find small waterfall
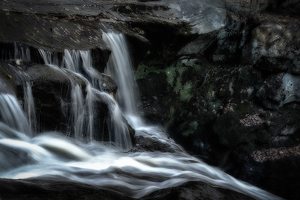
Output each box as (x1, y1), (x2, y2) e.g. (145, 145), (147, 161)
(24, 82), (37, 133)
(38, 49), (132, 149)
(5, 43), (38, 133)
(102, 32), (144, 128)
(94, 90), (132, 150)
(62, 49), (102, 89)
(0, 93), (31, 136)
(14, 42), (30, 62)
(39, 50), (92, 140)
(38, 49), (59, 65)
(0, 41), (284, 200)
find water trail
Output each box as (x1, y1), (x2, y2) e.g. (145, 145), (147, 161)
(38, 49), (131, 148)
(8, 43), (38, 133)
(102, 32), (144, 128)
(62, 49), (102, 89)
(61, 50), (96, 141)
(0, 131), (283, 200)
(79, 50), (102, 89)
(38, 49), (59, 65)
(61, 49), (133, 148)
(24, 82), (37, 133)
(0, 93), (31, 137)
(14, 42), (30, 62)
(93, 89), (132, 150)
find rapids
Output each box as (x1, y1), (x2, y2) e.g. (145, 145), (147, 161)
(0, 32), (284, 200)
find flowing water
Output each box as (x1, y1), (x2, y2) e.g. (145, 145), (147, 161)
(102, 32), (144, 128)
(0, 34), (284, 200)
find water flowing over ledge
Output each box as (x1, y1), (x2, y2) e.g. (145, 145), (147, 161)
(0, 32), (284, 200)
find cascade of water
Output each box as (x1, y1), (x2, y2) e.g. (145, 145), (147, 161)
(94, 90), (132, 150)
(102, 32), (144, 128)
(24, 82), (37, 133)
(0, 39), (284, 200)
(38, 49), (132, 148)
(61, 49), (132, 148)
(0, 93), (31, 136)
(62, 49), (102, 89)
(79, 50), (102, 89)
(6, 44), (38, 133)
(38, 50), (89, 140)
(62, 50), (96, 141)
(14, 42), (30, 62)
(38, 49), (59, 65)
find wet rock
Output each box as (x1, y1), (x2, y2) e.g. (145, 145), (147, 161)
(177, 31), (218, 56)
(0, 179), (254, 200)
(26, 64), (83, 133)
(254, 56), (291, 72)
(251, 22), (300, 65)
(259, 73), (300, 109)
(212, 12), (246, 63)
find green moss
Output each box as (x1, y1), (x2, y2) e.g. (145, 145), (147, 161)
(180, 81), (193, 102)
(165, 66), (177, 87)
(137, 60), (199, 102)
(182, 121), (198, 137)
(134, 60), (166, 79)
(135, 63), (163, 79)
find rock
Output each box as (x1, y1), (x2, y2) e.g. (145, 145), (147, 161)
(0, 179), (254, 200)
(177, 31), (218, 56)
(251, 22), (300, 66)
(259, 73), (300, 109)
(25, 64), (74, 133)
(225, 0), (270, 17)
(0, 61), (134, 145)
(254, 56), (291, 72)
(154, 0), (227, 34)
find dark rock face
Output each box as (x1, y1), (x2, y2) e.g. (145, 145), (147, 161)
(134, 1), (300, 199)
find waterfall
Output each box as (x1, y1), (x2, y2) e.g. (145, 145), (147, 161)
(94, 90), (132, 150)
(38, 49), (59, 66)
(38, 49), (132, 149)
(0, 93), (31, 137)
(62, 49), (102, 89)
(5, 43), (38, 133)
(14, 42), (30, 62)
(24, 82), (37, 133)
(39, 49), (93, 140)
(0, 40), (284, 200)
(102, 32), (144, 128)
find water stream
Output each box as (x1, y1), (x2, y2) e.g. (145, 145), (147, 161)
(102, 32), (144, 129)
(0, 34), (284, 200)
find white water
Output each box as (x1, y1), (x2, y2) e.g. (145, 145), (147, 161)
(102, 32), (144, 128)
(94, 90), (132, 150)
(7, 43), (37, 134)
(0, 40), (284, 200)
(24, 82), (37, 133)
(38, 49), (132, 148)
(0, 94), (31, 136)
